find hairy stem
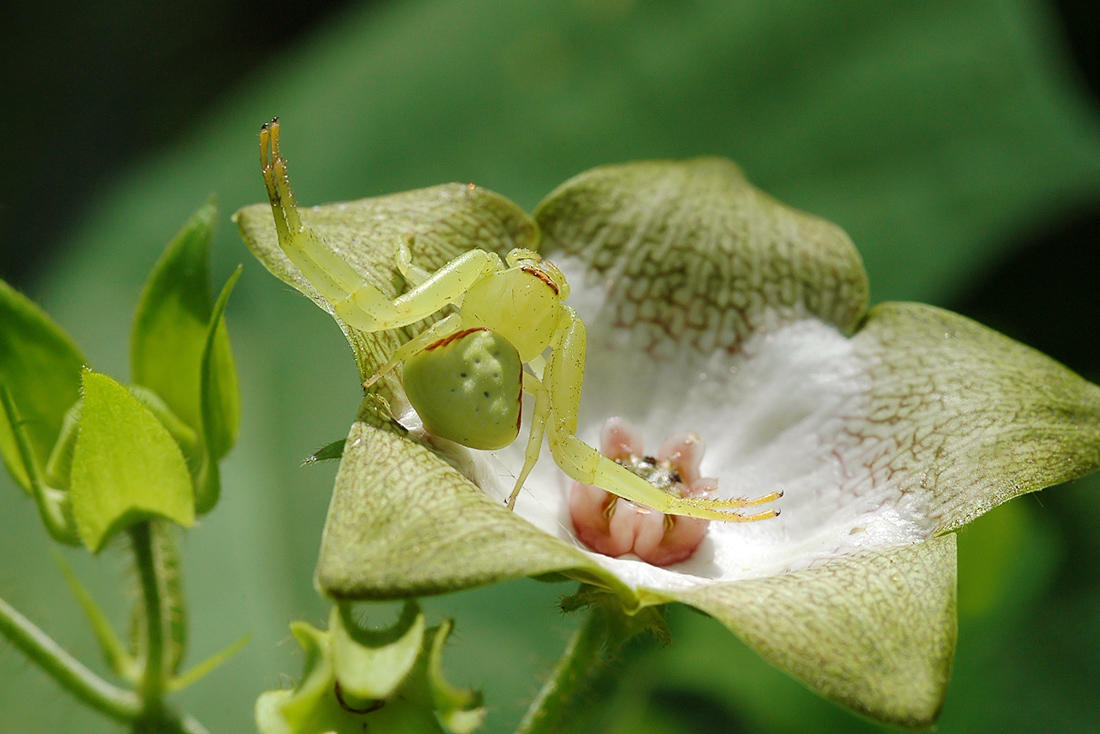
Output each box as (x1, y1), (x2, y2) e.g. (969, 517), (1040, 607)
(0, 594), (141, 721)
(130, 521), (168, 713)
(515, 604), (619, 734)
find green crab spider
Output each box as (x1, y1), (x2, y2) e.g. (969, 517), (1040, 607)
(259, 118), (781, 522)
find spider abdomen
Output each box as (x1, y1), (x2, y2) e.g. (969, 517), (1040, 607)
(401, 328), (523, 450)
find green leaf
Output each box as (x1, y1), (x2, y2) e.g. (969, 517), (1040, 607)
(131, 202), (217, 435)
(304, 439), (346, 465)
(535, 158), (870, 349)
(126, 385), (200, 460)
(235, 183), (537, 382)
(0, 278), (86, 491)
(201, 266), (241, 461)
(194, 266), (242, 514)
(129, 202), (240, 516)
(852, 303), (1100, 532)
(675, 535), (957, 728)
(70, 371), (195, 552)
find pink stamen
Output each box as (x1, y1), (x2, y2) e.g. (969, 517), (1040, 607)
(569, 418), (711, 566)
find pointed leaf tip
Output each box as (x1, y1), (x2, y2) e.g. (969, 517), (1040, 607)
(70, 371), (195, 552)
(131, 202), (217, 434)
(194, 265), (242, 515)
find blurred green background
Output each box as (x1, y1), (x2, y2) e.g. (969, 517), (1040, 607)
(3, 1), (1100, 732)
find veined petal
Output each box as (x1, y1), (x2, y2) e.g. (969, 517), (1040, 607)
(678, 534), (957, 728)
(315, 403), (620, 601)
(851, 302), (1100, 532)
(534, 158), (870, 354)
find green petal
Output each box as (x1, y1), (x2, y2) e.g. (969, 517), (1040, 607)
(234, 184), (537, 381)
(0, 278), (86, 492)
(853, 303), (1100, 532)
(70, 371), (195, 552)
(315, 403), (624, 602)
(329, 602), (425, 700)
(534, 158), (869, 351)
(427, 620), (486, 734)
(673, 534), (957, 728)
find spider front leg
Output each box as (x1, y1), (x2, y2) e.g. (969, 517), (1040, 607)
(363, 313), (462, 389)
(260, 118), (503, 334)
(536, 309), (780, 522)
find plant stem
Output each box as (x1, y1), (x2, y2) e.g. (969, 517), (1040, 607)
(130, 521), (168, 712)
(515, 603), (616, 734)
(0, 594), (141, 721)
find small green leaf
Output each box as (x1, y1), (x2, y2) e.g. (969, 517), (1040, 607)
(304, 439), (346, 465)
(126, 385), (200, 462)
(193, 266), (242, 514)
(201, 266), (241, 461)
(70, 371), (195, 552)
(0, 278), (86, 491)
(169, 631), (251, 691)
(130, 201), (216, 435)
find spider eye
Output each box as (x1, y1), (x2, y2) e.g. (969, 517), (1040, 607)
(504, 248), (542, 267)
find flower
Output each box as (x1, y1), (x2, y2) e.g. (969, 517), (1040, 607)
(236, 158), (1100, 727)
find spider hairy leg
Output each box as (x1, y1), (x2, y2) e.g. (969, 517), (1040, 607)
(507, 371), (551, 509)
(533, 309), (780, 522)
(260, 119), (373, 310)
(395, 235), (434, 287)
(259, 119), (504, 334)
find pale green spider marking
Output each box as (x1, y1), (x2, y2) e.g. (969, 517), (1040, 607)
(259, 118), (780, 521)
